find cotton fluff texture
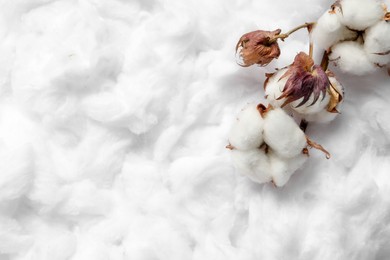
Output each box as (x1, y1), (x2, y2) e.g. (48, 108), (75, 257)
(1, 0), (390, 259)
(335, 0), (384, 30)
(364, 21), (390, 66)
(329, 41), (377, 75)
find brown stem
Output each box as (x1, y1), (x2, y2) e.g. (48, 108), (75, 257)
(309, 41), (314, 59)
(320, 51), (329, 71)
(269, 22), (316, 43)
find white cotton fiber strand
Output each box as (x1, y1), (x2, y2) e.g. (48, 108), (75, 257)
(231, 149), (272, 184)
(311, 9), (357, 50)
(329, 41), (377, 75)
(265, 68), (289, 108)
(229, 103), (264, 150)
(336, 0), (384, 30)
(269, 152), (307, 187)
(364, 21), (390, 66)
(263, 108), (307, 158)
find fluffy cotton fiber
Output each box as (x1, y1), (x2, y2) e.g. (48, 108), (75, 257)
(269, 152), (308, 187)
(336, 0), (384, 30)
(364, 20), (390, 66)
(229, 103), (264, 150)
(311, 8), (357, 50)
(263, 108), (307, 158)
(264, 68), (289, 108)
(329, 41), (377, 75)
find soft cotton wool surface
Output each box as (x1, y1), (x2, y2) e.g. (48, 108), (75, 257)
(1, 0), (390, 259)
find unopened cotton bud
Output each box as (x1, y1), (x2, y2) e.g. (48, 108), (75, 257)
(311, 8), (357, 50)
(364, 20), (390, 66)
(231, 149), (272, 184)
(262, 107), (307, 158)
(335, 0), (384, 31)
(229, 104), (264, 150)
(236, 29), (281, 67)
(329, 41), (376, 75)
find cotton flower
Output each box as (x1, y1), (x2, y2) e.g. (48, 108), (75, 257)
(364, 20), (390, 66)
(235, 29), (281, 67)
(333, 0), (384, 31)
(228, 103), (264, 150)
(311, 6), (358, 50)
(329, 41), (377, 75)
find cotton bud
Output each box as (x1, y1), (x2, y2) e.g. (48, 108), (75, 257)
(364, 20), (390, 66)
(231, 149), (272, 184)
(261, 107), (307, 159)
(269, 151), (307, 187)
(228, 103), (264, 150)
(333, 0), (384, 31)
(329, 41), (377, 75)
(311, 7), (357, 50)
(236, 29), (281, 67)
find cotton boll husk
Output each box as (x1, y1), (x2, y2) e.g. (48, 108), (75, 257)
(228, 103), (264, 150)
(264, 68), (289, 108)
(336, 0), (384, 30)
(231, 149), (272, 184)
(364, 21), (390, 66)
(311, 9), (358, 50)
(290, 91), (330, 115)
(263, 108), (307, 158)
(329, 41), (377, 75)
(295, 75), (344, 123)
(269, 152), (307, 187)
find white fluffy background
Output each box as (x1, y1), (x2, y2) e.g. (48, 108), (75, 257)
(1, 0), (390, 259)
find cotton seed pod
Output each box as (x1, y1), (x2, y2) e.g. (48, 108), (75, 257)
(231, 149), (272, 184)
(236, 29), (281, 67)
(269, 151), (308, 187)
(364, 20), (390, 66)
(334, 0), (384, 31)
(262, 107), (307, 159)
(329, 41), (377, 75)
(228, 103), (264, 150)
(311, 7), (358, 50)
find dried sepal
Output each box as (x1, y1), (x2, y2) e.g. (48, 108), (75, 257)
(257, 103), (273, 118)
(385, 12), (390, 21)
(226, 144), (235, 150)
(327, 83), (342, 113)
(236, 29), (282, 67)
(277, 52), (329, 108)
(330, 0), (342, 14)
(306, 136), (331, 159)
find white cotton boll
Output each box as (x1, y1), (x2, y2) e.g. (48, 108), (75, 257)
(329, 41), (377, 75)
(269, 152), (307, 187)
(264, 68), (289, 108)
(231, 149), (272, 184)
(364, 21), (390, 66)
(229, 104), (264, 150)
(311, 9), (358, 50)
(263, 108), (307, 158)
(336, 0), (384, 30)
